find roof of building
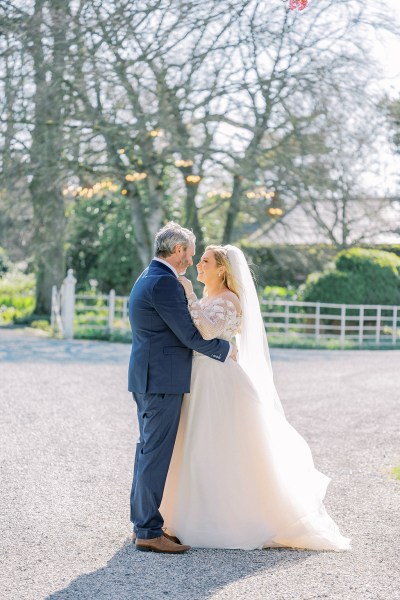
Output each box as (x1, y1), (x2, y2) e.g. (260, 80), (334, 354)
(242, 197), (400, 245)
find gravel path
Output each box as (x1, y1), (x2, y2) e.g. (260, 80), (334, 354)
(1, 328), (399, 600)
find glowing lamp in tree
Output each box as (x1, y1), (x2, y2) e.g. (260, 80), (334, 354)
(267, 192), (284, 218)
(185, 175), (201, 184)
(175, 159), (194, 168)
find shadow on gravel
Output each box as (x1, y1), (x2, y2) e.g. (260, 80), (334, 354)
(0, 334), (338, 366)
(0, 329), (347, 367)
(46, 538), (313, 600)
(0, 334), (129, 364)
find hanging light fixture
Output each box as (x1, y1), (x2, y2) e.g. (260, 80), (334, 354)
(185, 175), (201, 184)
(267, 192), (284, 218)
(175, 159), (193, 168)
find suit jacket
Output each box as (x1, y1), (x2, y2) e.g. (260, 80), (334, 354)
(128, 260), (230, 393)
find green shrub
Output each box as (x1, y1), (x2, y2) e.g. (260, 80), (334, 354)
(241, 243), (400, 290)
(30, 319), (51, 332)
(336, 247), (400, 275)
(300, 248), (400, 305)
(66, 191), (142, 294)
(0, 269), (35, 324)
(74, 328), (131, 343)
(262, 286), (297, 300)
(0, 247), (11, 276)
(372, 244), (400, 259)
(242, 243), (337, 288)
(13, 313), (50, 325)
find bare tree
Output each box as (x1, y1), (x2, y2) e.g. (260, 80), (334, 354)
(0, 4), (34, 259)
(1, 0), (397, 306)
(1, 0), (70, 311)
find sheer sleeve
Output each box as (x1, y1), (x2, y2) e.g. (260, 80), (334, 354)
(186, 293), (241, 340)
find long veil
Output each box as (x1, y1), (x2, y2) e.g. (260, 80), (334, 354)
(225, 245), (285, 416)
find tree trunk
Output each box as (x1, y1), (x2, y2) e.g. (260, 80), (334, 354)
(129, 189), (153, 270)
(222, 175), (242, 244)
(185, 182), (205, 252)
(29, 0), (68, 314)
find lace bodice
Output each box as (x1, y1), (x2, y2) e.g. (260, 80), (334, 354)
(187, 294), (242, 342)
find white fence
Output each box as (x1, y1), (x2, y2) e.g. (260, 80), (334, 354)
(74, 290), (129, 334)
(52, 271), (400, 347)
(261, 299), (400, 347)
(51, 270), (129, 338)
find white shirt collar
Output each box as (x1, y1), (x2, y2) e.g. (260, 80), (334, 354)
(153, 257), (178, 278)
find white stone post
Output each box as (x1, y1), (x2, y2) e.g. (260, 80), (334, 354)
(51, 285), (57, 329)
(108, 289), (116, 333)
(62, 269), (77, 339)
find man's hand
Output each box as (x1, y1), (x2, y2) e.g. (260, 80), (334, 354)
(177, 275), (194, 297)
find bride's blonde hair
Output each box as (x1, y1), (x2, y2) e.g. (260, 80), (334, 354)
(205, 245), (241, 298)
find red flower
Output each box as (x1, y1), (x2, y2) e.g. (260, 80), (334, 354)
(289, 0), (308, 10)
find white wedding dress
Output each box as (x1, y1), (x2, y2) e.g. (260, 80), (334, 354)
(160, 248), (350, 551)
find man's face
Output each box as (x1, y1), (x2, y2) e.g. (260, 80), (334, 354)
(176, 243), (195, 275)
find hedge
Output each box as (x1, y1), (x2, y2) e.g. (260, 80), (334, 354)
(299, 248), (400, 305)
(240, 243), (400, 290)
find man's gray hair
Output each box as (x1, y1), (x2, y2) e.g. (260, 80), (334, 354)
(154, 221), (196, 257)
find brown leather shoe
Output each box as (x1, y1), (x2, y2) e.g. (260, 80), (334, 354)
(135, 535), (191, 554)
(132, 530), (182, 545)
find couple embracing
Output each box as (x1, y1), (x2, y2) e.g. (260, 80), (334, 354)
(128, 221), (350, 553)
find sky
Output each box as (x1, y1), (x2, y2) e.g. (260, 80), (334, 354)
(279, 1), (400, 193)
(361, 0), (400, 193)
(371, 0), (400, 96)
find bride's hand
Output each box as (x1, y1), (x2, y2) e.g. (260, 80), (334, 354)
(230, 344), (238, 361)
(178, 276), (194, 297)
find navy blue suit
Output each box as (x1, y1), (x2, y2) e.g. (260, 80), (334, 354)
(128, 259), (230, 539)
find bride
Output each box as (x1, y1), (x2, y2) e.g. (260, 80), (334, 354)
(160, 244), (350, 551)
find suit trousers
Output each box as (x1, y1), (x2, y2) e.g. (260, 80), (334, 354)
(130, 392), (183, 539)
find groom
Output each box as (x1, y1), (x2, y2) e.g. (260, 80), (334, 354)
(128, 222), (233, 553)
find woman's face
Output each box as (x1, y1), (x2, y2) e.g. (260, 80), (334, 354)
(197, 249), (222, 286)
